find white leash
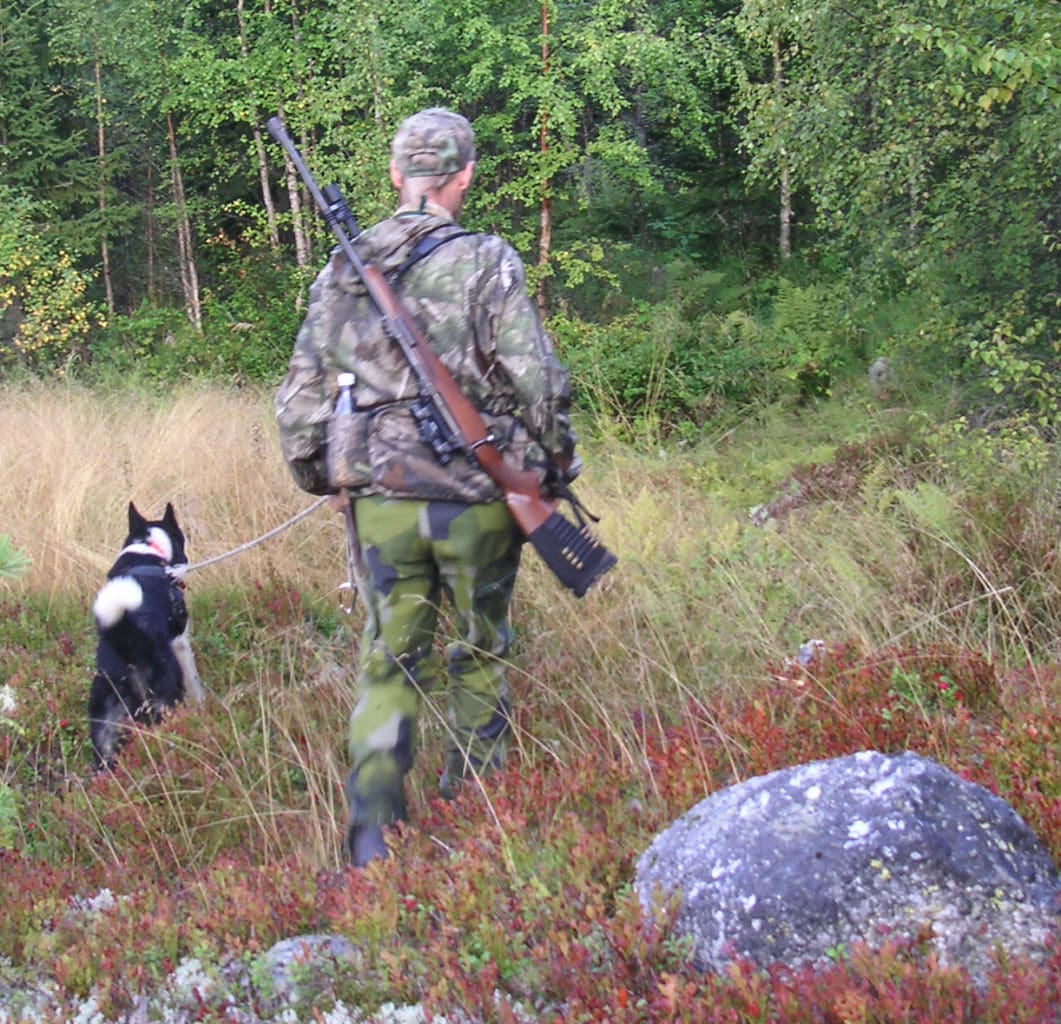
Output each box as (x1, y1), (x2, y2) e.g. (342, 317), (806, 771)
(184, 496), (329, 573)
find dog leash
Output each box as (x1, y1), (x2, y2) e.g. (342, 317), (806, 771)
(183, 496), (329, 573)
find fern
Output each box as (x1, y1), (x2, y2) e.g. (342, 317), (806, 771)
(0, 536), (31, 581)
(768, 279), (848, 396)
(893, 483), (958, 538)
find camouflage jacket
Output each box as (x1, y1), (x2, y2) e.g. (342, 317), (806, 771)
(275, 202), (577, 502)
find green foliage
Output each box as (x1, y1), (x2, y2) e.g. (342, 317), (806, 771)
(195, 254), (308, 383)
(554, 297), (774, 443)
(917, 412), (1052, 489)
(0, 187), (105, 373)
(965, 293), (1061, 431)
(83, 304), (191, 384)
(884, 666), (967, 722)
(0, 781), (20, 847)
(762, 276), (863, 399)
(0, 0), (1053, 441)
(84, 255), (303, 386)
(0, 0), (88, 203)
(897, 0), (1059, 113)
(552, 262), (873, 439)
(734, 0), (1059, 340)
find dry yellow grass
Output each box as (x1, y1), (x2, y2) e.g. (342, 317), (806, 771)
(0, 381), (630, 620)
(0, 381), (344, 599)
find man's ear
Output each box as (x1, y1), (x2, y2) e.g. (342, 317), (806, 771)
(389, 159), (403, 191)
(457, 161), (475, 192)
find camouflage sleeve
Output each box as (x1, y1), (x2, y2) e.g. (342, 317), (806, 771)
(274, 263), (337, 495)
(484, 239), (578, 476)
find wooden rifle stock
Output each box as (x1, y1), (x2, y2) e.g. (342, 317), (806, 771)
(267, 115), (616, 596)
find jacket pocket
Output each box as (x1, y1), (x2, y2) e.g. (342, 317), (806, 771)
(326, 411), (373, 489)
(367, 404), (500, 502)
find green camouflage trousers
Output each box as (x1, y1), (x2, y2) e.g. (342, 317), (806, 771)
(345, 494), (522, 828)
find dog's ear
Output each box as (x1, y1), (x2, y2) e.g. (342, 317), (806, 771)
(162, 502), (178, 529)
(128, 502), (147, 534)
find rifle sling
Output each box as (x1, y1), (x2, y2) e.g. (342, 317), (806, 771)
(391, 227), (476, 283)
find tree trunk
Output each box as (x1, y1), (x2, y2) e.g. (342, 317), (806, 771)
(779, 160), (792, 260)
(632, 87), (647, 150)
(146, 160), (157, 305)
(236, 0), (280, 250)
(360, 1), (387, 126)
(285, 0), (312, 269)
(166, 112), (202, 330)
(93, 50), (115, 315)
(275, 112), (311, 270)
(908, 150), (920, 248)
(774, 34), (792, 260)
(536, 1), (552, 316)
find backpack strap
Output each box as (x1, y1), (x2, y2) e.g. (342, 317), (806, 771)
(391, 227), (477, 282)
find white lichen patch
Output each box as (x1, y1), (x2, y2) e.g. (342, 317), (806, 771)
(0, 684), (16, 716)
(70, 889), (120, 915)
(847, 820), (870, 840)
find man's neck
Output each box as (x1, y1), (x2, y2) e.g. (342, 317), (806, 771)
(395, 199), (455, 221)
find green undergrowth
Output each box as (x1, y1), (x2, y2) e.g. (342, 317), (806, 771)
(1, 391), (1060, 1021)
(1, 621), (1058, 1021)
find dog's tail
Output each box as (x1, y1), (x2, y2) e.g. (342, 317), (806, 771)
(93, 576), (144, 629)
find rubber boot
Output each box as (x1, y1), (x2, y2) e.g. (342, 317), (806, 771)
(347, 823), (389, 868)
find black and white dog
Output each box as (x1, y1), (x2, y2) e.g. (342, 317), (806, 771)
(88, 502), (204, 769)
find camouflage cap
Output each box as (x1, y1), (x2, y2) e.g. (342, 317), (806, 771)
(392, 108), (476, 178)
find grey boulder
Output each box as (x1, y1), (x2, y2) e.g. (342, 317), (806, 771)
(635, 750), (1060, 982)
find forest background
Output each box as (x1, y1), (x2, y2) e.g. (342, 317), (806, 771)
(1, 0), (1060, 1021)
(1, 0), (1056, 424)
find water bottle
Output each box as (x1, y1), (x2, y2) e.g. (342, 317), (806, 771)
(335, 372), (355, 415)
(329, 371), (369, 490)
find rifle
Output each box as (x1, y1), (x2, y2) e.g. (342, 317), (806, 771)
(267, 116), (616, 597)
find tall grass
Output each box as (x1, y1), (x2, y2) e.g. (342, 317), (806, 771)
(0, 380), (339, 598)
(2, 379), (1059, 870)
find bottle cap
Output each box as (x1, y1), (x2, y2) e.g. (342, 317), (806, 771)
(337, 372), (356, 387)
